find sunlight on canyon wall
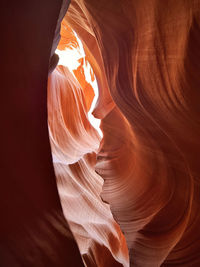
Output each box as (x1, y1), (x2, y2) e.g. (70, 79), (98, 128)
(48, 23), (129, 266)
(55, 28), (102, 137)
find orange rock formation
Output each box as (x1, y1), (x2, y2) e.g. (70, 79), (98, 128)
(49, 1), (200, 266)
(1, 1), (200, 266)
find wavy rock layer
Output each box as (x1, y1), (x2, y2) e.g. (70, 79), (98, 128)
(48, 66), (129, 266)
(55, 1), (200, 266)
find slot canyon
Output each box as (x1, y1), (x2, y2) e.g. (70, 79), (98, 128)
(1, 1), (200, 266)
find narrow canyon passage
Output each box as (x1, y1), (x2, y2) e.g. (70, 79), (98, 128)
(1, 1), (200, 266)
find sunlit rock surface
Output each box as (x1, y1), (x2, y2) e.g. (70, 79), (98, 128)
(47, 0), (200, 266)
(48, 65), (129, 266)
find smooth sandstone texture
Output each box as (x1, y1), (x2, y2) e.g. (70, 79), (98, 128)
(48, 65), (129, 266)
(55, 0), (200, 266)
(1, 0), (200, 266)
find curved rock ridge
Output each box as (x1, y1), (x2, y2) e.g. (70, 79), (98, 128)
(48, 65), (129, 266)
(64, 6), (116, 119)
(48, 65), (99, 165)
(59, 1), (200, 266)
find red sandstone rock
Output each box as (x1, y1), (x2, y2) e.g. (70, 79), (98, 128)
(56, 1), (200, 266)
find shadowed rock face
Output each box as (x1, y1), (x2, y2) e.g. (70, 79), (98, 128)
(0, 1), (84, 266)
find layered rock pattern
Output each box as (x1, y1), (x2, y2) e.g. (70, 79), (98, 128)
(48, 65), (129, 266)
(52, 1), (200, 266)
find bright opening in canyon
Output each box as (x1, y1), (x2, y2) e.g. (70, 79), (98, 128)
(56, 30), (102, 138)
